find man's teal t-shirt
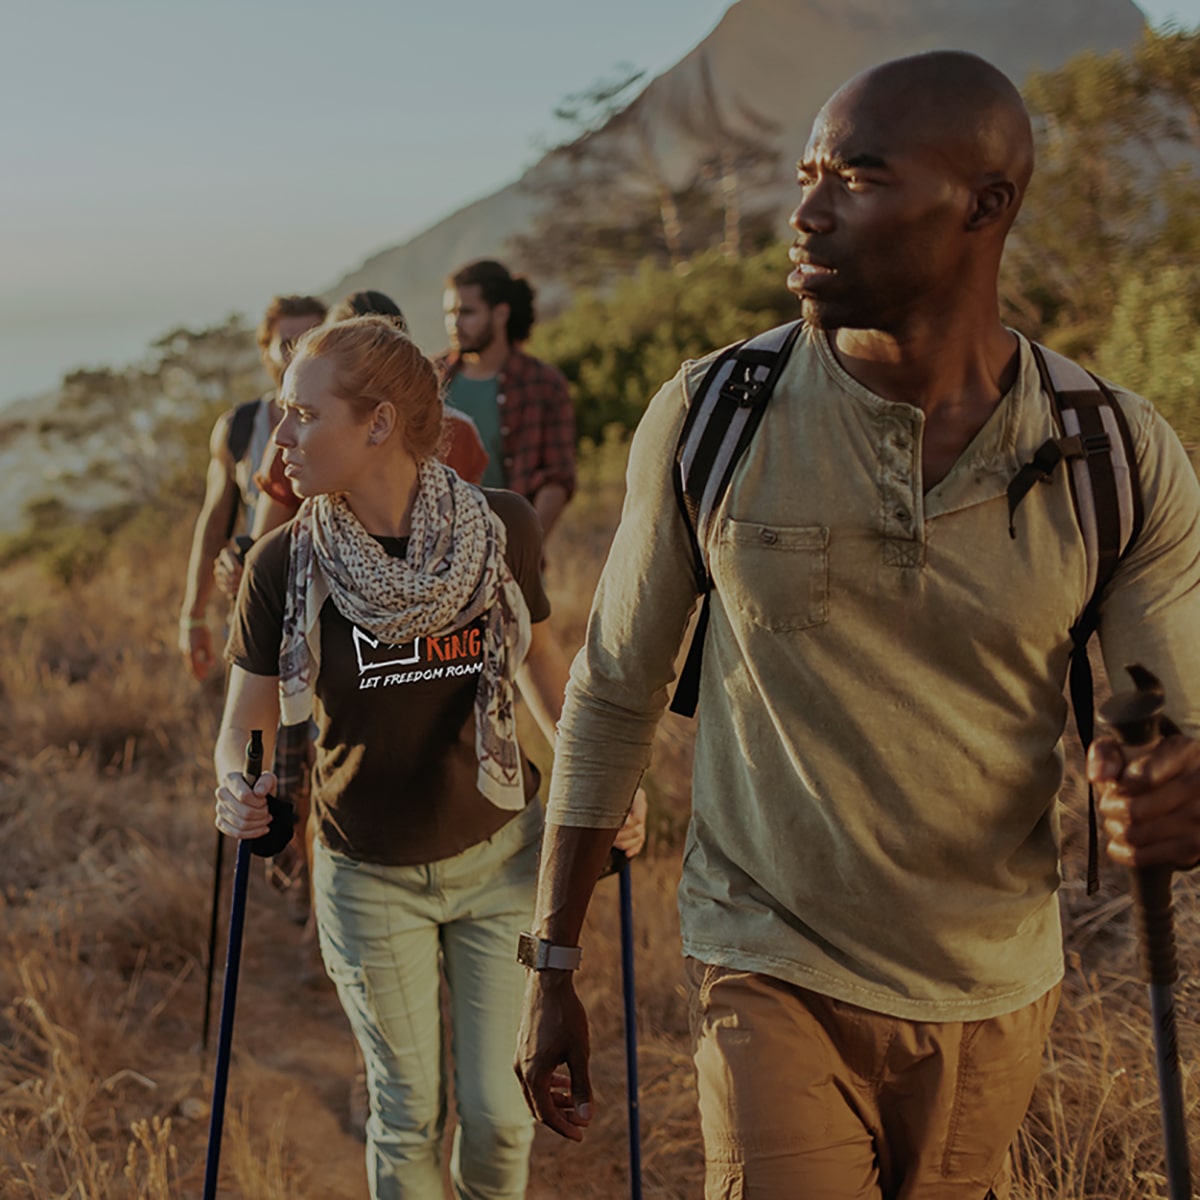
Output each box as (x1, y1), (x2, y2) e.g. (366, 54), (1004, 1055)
(448, 374), (506, 488)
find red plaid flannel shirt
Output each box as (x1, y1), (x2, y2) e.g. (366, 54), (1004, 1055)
(435, 347), (576, 502)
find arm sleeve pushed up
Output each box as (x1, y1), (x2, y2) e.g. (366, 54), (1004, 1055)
(547, 367), (705, 828)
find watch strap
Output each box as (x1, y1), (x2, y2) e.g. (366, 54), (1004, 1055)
(517, 931), (582, 971)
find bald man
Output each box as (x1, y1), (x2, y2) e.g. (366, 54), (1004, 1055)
(515, 52), (1200, 1199)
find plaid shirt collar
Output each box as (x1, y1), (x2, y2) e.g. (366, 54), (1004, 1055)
(437, 344), (532, 382)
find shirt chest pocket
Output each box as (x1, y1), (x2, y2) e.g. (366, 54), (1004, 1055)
(713, 519), (830, 632)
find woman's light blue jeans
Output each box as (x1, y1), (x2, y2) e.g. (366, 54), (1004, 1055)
(313, 801), (542, 1200)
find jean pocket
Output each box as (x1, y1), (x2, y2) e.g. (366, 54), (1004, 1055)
(322, 954), (365, 989)
(714, 520), (829, 632)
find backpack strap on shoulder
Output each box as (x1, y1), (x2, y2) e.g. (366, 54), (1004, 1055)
(223, 397), (264, 541)
(227, 398), (261, 466)
(1021, 344), (1143, 894)
(670, 320), (805, 717)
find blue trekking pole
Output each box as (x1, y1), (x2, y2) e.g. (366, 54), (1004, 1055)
(201, 832), (225, 1055)
(610, 848), (643, 1200)
(203, 730), (295, 1199)
(202, 534), (257, 1058)
(1100, 667), (1193, 1200)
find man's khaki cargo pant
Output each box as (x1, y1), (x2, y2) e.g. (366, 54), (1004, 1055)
(687, 959), (1059, 1199)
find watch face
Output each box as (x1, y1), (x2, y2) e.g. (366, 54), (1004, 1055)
(516, 932), (539, 968)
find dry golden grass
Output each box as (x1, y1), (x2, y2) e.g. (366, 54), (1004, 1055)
(0, 444), (1198, 1197)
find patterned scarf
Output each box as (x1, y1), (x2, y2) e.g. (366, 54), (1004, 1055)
(278, 460), (532, 811)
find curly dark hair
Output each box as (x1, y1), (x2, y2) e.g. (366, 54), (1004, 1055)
(255, 294), (328, 354)
(328, 290), (408, 331)
(449, 260), (536, 343)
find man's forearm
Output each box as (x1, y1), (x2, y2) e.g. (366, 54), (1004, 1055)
(181, 509), (230, 619)
(532, 483), (569, 537)
(532, 822), (622, 946)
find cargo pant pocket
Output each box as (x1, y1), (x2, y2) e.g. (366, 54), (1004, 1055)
(704, 1166), (746, 1200)
(941, 987), (1059, 1186)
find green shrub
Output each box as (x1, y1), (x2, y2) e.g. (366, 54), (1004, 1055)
(1092, 264), (1200, 447)
(529, 244), (799, 443)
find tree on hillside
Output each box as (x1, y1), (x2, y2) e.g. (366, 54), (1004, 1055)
(1004, 29), (1200, 358)
(1095, 264), (1200, 448)
(510, 66), (686, 284)
(675, 53), (781, 261)
(510, 59), (782, 285)
(1133, 27), (1200, 146)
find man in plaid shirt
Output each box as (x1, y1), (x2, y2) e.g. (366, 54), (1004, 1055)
(439, 259), (576, 534)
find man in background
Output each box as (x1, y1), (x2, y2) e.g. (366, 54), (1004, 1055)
(440, 259), (576, 536)
(177, 293), (326, 681)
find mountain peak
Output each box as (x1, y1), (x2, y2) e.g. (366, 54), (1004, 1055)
(328, 0), (1147, 351)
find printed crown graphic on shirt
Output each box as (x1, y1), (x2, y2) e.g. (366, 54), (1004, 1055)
(351, 624), (485, 676)
(352, 626), (422, 675)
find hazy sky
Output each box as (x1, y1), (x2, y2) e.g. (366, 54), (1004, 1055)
(1, 0), (1196, 405)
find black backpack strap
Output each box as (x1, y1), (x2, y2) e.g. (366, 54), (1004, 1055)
(227, 397), (261, 464)
(673, 343), (747, 593)
(1028, 344), (1143, 893)
(222, 397), (264, 541)
(670, 321), (805, 717)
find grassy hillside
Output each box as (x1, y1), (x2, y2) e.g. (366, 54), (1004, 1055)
(5, 26), (1200, 1197)
(1, 439), (1198, 1197)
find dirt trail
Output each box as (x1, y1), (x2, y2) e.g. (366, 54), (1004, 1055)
(189, 870), (369, 1198)
(191, 864), (692, 1199)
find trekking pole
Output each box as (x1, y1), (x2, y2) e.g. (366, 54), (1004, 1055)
(202, 534), (256, 1057)
(201, 831), (224, 1054)
(203, 730), (295, 1200)
(608, 847), (643, 1200)
(1100, 665), (1193, 1200)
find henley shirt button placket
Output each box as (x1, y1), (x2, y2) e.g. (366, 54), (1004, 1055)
(879, 415), (923, 559)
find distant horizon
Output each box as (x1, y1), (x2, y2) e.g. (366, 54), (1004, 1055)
(4, 0), (1197, 410)
(1, 0), (732, 409)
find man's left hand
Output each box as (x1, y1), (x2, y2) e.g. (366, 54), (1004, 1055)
(214, 546), (244, 600)
(613, 787), (648, 858)
(1090, 733), (1200, 870)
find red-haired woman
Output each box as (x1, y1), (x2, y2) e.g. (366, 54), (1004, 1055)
(212, 315), (644, 1199)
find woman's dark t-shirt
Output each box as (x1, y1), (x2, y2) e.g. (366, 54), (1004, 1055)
(226, 489), (550, 866)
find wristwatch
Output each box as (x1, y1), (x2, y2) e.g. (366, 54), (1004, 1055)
(516, 932), (582, 971)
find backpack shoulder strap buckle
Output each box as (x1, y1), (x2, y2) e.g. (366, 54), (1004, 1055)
(1078, 430), (1112, 457)
(670, 319), (804, 717)
(719, 371), (767, 408)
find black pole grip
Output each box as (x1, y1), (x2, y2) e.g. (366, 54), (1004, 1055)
(1132, 866), (1180, 987)
(1100, 667), (1181, 990)
(240, 729), (296, 859)
(249, 795), (296, 859)
(244, 729), (263, 785)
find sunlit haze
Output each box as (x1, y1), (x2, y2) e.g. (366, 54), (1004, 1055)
(2, 0), (1195, 405)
